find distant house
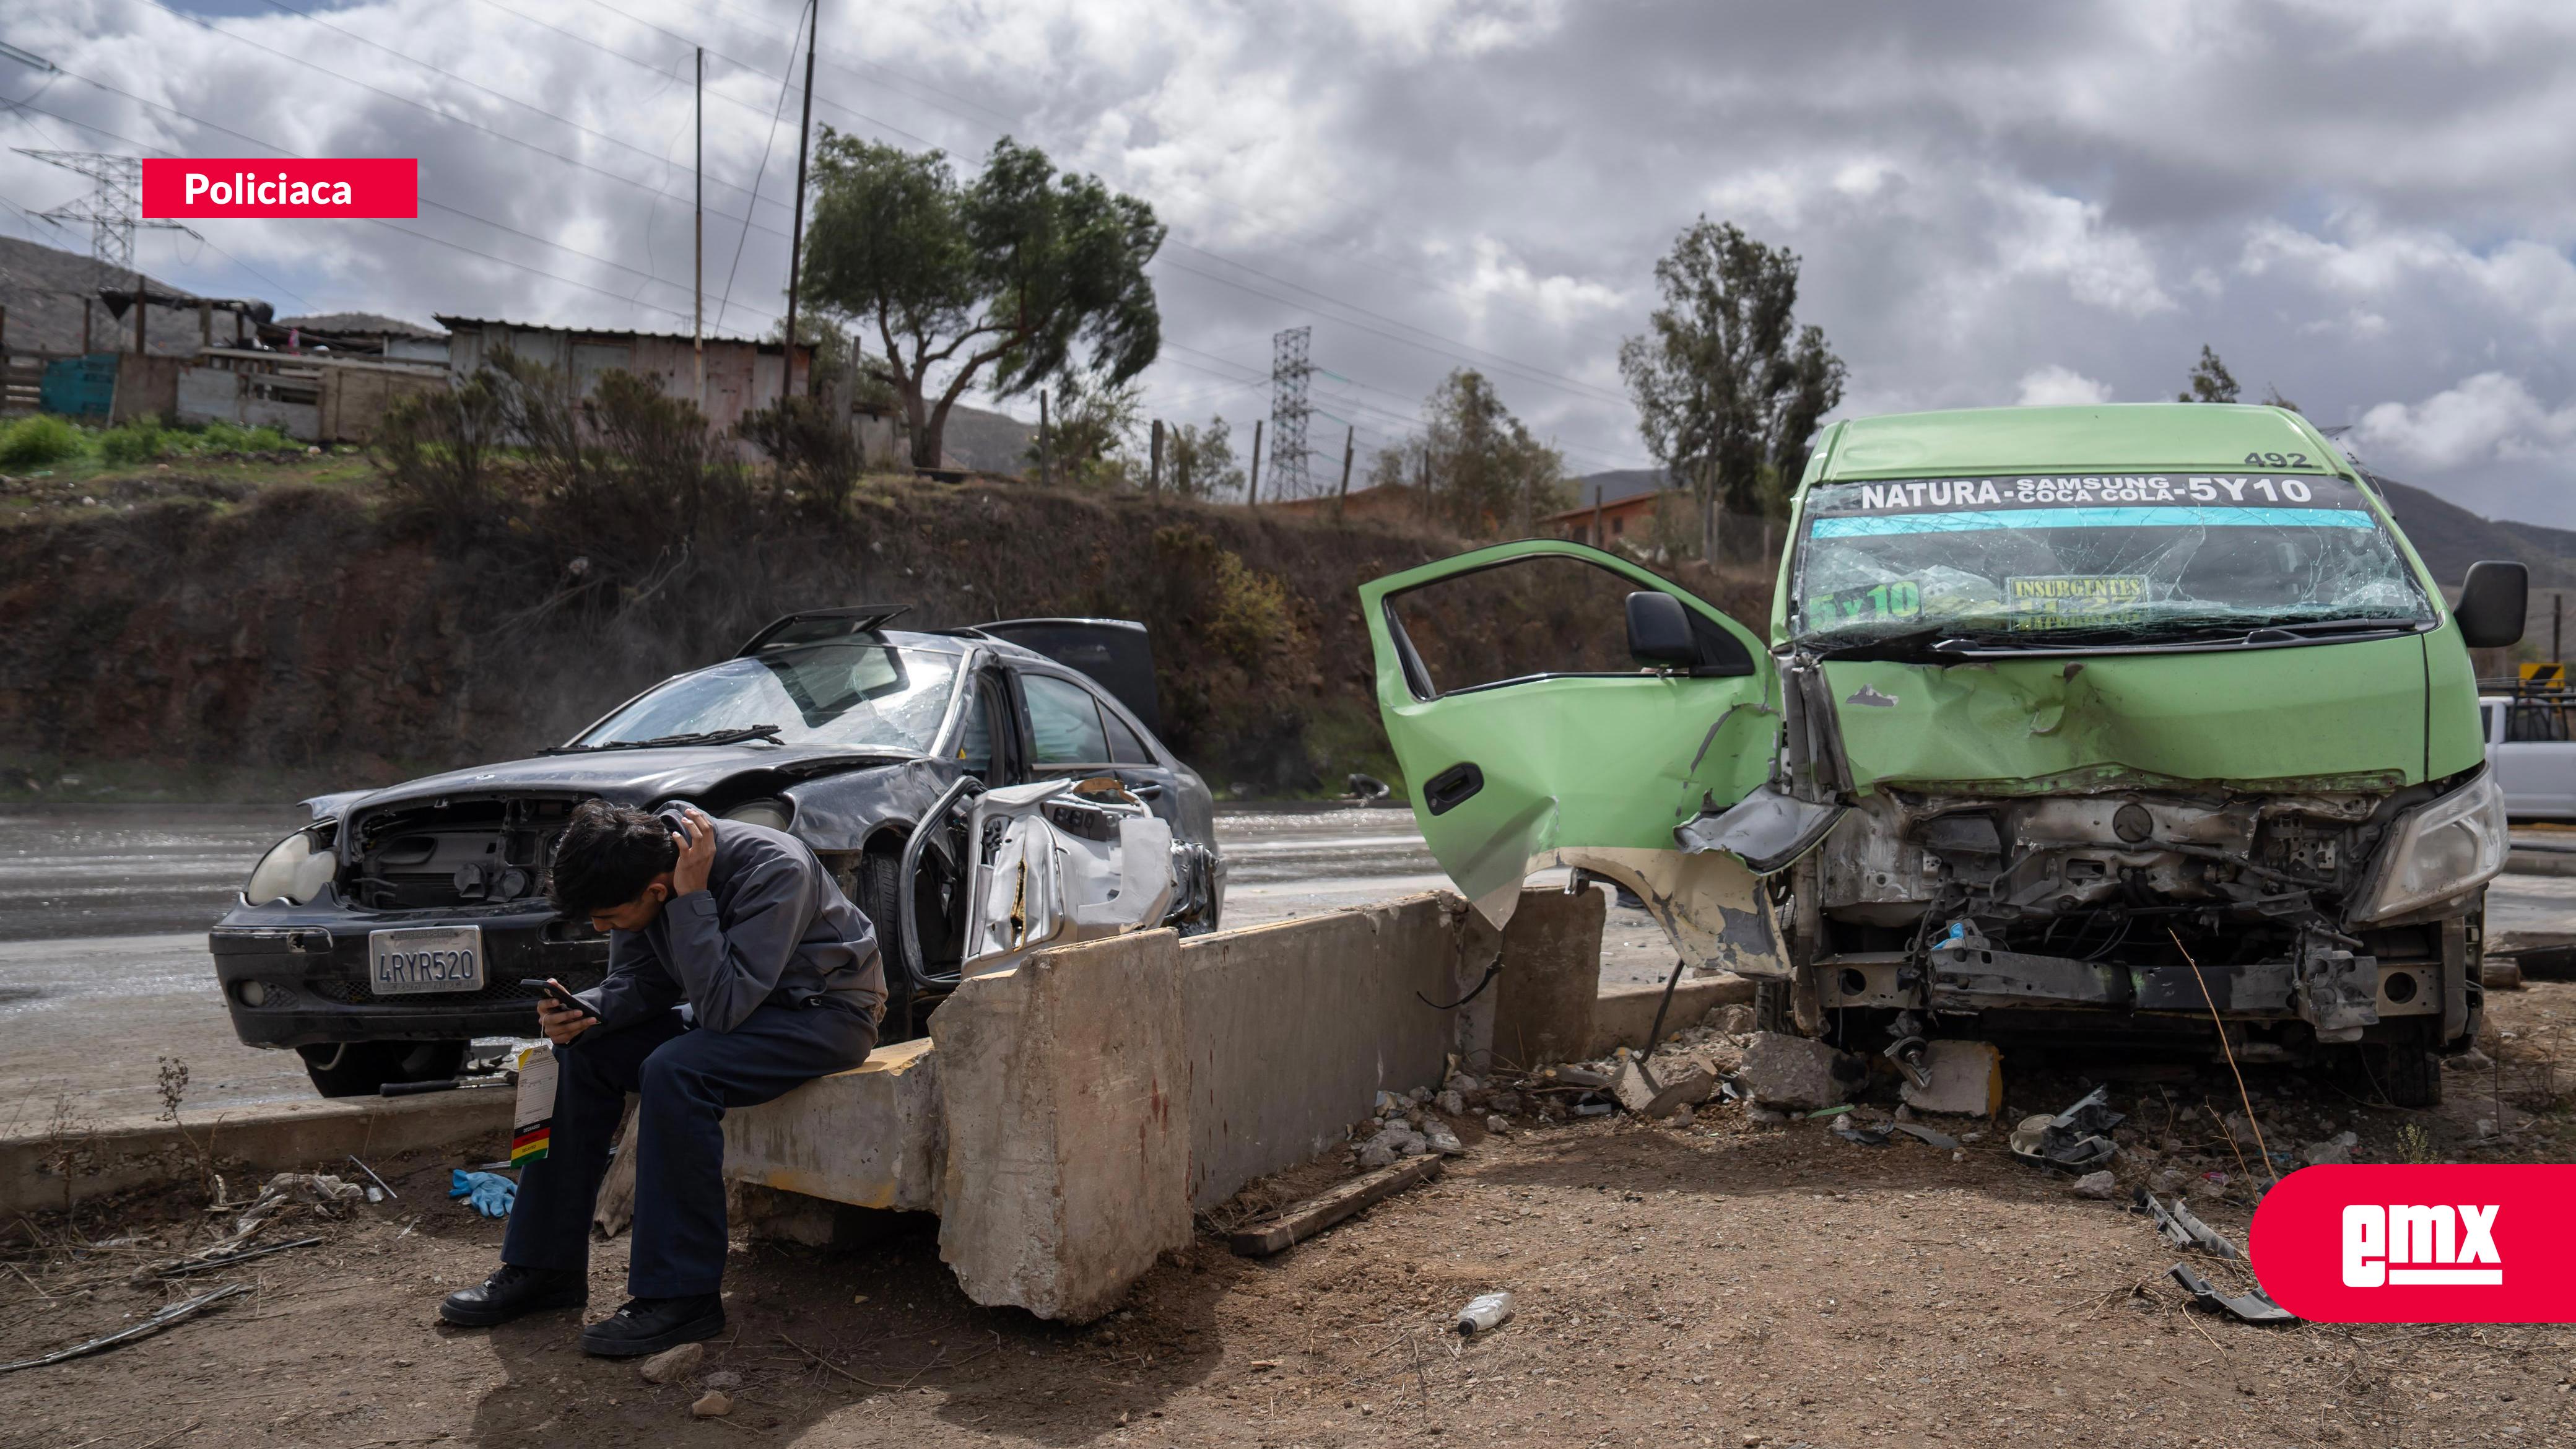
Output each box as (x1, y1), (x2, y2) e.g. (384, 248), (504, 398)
(1553, 469), (1682, 548)
(436, 316), (810, 437)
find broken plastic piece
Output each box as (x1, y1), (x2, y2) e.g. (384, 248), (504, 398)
(1673, 783), (1847, 876)
(1832, 1118), (1892, 1147)
(2008, 1086), (2124, 1172)
(2168, 1263), (2294, 1324)
(1890, 1121), (1960, 1151)
(2136, 1189), (2241, 1260)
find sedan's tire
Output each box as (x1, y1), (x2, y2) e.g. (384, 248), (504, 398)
(297, 1040), (468, 1098)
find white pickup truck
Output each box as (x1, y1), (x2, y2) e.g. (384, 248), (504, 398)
(2481, 692), (2576, 819)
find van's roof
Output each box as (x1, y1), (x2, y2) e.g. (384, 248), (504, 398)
(1809, 402), (2340, 484)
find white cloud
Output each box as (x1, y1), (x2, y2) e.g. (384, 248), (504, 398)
(2353, 372), (2576, 472)
(2016, 366), (2113, 407)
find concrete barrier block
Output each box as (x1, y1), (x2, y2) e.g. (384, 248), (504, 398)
(1179, 894), (1460, 1211)
(1587, 973), (1757, 1058)
(722, 1036), (941, 1212)
(0, 1089), (510, 1216)
(1489, 886), (1607, 1068)
(931, 932), (1190, 1323)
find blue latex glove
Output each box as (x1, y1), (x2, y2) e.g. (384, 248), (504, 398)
(449, 1168), (517, 1219)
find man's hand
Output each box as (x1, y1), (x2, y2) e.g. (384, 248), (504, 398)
(671, 804), (718, 899)
(536, 983), (595, 1045)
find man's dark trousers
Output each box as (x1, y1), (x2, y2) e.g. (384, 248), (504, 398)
(502, 1002), (876, 1297)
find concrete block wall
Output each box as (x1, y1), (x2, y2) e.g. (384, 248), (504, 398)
(1176, 894), (1473, 1211)
(722, 1036), (941, 1211)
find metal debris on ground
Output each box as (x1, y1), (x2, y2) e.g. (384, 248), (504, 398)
(346, 1154), (399, 1199)
(2008, 1086), (2124, 1172)
(2136, 1189), (2241, 1260)
(1456, 1291), (1515, 1335)
(1832, 1117), (1892, 1147)
(0, 1284), (251, 1373)
(1889, 1121), (1959, 1151)
(150, 1235), (323, 1280)
(2167, 1263), (2295, 1324)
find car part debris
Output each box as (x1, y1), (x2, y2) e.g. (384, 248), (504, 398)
(1230, 1156), (1444, 1258)
(0, 1284), (250, 1374)
(153, 1235), (323, 1280)
(1890, 1121), (1959, 1150)
(962, 778), (1177, 975)
(1674, 783), (1847, 876)
(2136, 1189), (2241, 1260)
(2167, 1263), (2295, 1324)
(1833, 1117), (1892, 1147)
(2008, 1086), (2124, 1172)
(1546, 1064), (1612, 1089)
(1456, 1291), (1516, 1335)
(1898, 1040), (2004, 1116)
(451, 1168), (517, 1219)
(1882, 1035), (1933, 1089)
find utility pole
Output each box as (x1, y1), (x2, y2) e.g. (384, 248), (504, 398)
(780, 0), (819, 406)
(694, 46), (704, 412)
(1149, 419), (1164, 498)
(1334, 424), (1354, 518)
(1038, 389), (1051, 486)
(1248, 419), (1263, 506)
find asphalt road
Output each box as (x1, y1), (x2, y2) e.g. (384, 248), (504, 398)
(10, 804), (2562, 1121)
(0, 804), (1684, 1121)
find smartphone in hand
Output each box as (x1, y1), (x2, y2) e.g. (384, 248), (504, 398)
(520, 978), (596, 1018)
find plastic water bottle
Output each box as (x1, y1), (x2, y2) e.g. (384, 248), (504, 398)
(1456, 1290), (1515, 1335)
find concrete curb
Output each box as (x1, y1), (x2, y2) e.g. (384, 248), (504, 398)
(1588, 973), (1757, 1057)
(2, 1088), (512, 1216)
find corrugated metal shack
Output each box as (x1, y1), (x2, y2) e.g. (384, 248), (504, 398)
(436, 317), (810, 438)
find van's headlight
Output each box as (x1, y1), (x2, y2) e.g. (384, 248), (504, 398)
(2349, 773), (2507, 923)
(245, 827), (338, 906)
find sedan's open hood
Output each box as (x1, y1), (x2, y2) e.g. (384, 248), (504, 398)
(306, 743), (921, 819)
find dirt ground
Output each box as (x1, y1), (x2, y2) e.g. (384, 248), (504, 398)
(8, 985), (2576, 1449)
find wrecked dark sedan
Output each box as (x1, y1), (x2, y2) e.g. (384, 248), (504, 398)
(211, 609), (1224, 1096)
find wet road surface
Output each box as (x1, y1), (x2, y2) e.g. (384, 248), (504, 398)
(0, 805), (1683, 1119)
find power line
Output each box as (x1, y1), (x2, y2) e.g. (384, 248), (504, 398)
(715, 0), (806, 334)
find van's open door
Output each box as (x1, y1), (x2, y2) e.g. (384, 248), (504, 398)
(1359, 541), (1790, 977)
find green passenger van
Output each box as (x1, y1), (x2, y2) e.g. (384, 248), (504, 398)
(1362, 404), (2525, 1105)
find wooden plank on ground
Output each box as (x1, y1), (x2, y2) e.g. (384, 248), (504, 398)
(1228, 1155), (1443, 1258)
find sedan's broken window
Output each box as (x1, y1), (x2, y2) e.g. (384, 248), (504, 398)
(1791, 473), (2431, 648)
(577, 643), (960, 752)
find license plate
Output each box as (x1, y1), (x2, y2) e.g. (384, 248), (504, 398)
(368, 926), (485, 995)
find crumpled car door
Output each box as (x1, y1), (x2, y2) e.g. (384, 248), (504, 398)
(959, 777), (1176, 975)
(1359, 540), (1791, 977)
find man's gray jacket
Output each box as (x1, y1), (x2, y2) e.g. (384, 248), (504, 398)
(577, 816), (886, 1033)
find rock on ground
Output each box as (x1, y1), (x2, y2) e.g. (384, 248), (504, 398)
(1738, 1032), (1865, 1110)
(691, 1390), (733, 1417)
(2072, 1171), (2118, 1199)
(637, 1342), (704, 1385)
(1899, 1041), (2004, 1116)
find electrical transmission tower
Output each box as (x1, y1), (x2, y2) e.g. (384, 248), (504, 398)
(15, 150), (193, 274)
(1269, 325), (1312, 500)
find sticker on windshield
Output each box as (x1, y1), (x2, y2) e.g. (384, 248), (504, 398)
(1801, 474), (2378, 537)
(1808, 579), (1922, 626)
(2006, 575), (2148, 630)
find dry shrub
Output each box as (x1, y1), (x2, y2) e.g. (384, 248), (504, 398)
(372, 374), (508, 516)
(738, 396), (860, 515)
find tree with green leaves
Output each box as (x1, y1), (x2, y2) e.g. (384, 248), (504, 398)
(1364, 370), (1569, 536)
(1164, 416), (1244, 501)
(1619, 219), (1844, 560)
(1029, 370), (1144, 487)
(2178, 345), (2240, 404)
(797, 133), (1166, 469)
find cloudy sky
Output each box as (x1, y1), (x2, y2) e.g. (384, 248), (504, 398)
(4, 1), (2574, 521)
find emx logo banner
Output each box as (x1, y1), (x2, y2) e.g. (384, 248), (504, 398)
(141, 159), (417, 218)
(2250, 1164), (2576, 1322)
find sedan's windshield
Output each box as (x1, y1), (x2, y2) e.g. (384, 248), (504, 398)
(577, 643), (961, 751)
(1792, 473), (2432, 650)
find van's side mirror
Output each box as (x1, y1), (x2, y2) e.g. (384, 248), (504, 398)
(2456, 561), (2528, 650)
(1626, 591), (1697, 666)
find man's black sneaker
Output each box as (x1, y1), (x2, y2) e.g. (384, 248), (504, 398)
(579, 1294), (726, 1357)
(438, 1264), (588, 1327)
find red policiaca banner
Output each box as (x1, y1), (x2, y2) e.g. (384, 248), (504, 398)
(141, 159), (417, 219)
(2250, 1164), (2576, 1323)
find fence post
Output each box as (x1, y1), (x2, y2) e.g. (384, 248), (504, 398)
(1334, 424), (1354, 520)
(1149, 419), (1164, 498)
(1247, 419), (1263, 506)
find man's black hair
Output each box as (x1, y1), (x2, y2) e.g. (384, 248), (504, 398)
(548, 799), (681, 916)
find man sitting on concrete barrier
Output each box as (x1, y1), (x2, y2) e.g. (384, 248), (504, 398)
(438, 800), (884, 1355)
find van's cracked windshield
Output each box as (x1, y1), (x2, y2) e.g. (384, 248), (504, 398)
(1792, 472), (2432, 649)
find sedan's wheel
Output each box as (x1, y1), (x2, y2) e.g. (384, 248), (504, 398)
(297, 1040), (468, 1098)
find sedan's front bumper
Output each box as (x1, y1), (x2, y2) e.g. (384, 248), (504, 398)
(211, 899), (612, 1049)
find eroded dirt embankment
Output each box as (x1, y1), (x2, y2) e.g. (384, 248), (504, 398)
(0, 476), (1776, 799)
